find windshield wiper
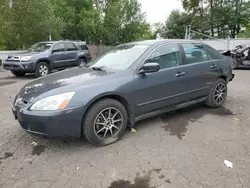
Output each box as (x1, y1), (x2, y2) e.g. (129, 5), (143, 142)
(91, 66), (106, 72)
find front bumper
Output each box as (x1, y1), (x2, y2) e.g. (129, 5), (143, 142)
(3, 60), (36, 72)
(12, 105), (84, 138)
(229, 74), (235, 82)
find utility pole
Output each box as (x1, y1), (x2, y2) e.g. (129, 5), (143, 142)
(49, 32), (52, 41)
(188, 25), (191, 39)
(185, 26), (188, 39)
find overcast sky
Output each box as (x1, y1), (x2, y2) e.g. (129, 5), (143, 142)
(139, 0), (183, 24)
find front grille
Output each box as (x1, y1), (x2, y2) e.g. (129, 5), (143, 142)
(7, 56), (20, 61)
(4, 64), (19, 68)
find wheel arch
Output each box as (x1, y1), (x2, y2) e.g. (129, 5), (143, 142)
(81, 93), (133, 135)
(36, 58), (51, 70)
(78, 55), (87, 62)
(218, 75), (227, 81)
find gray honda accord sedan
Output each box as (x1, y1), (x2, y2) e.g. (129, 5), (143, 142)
(12, 40), (234, 146)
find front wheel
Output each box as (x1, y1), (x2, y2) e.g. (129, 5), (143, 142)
(11, 71), (26, 77)
(35, 62), (50, 78)
(83, 99), (128, 146)
(205, 78), (227, 108)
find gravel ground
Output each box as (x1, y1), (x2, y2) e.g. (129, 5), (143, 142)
(0, 68), (250, 188)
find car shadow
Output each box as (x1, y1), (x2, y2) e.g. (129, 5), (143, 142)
(1, 74), (35, 80)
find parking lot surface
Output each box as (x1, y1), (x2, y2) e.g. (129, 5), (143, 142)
(0, 68), (250, 188)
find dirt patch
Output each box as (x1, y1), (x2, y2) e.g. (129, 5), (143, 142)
(32, 145), (45, 155)
(0, 152), (14, 163)
(0, 152), (13, 160)
(150, 168), (161, 173)
(165, 179), (171, 184)
(161, 105), (234, 140)
(0, 81), (16, 87)
(108, 174), (155, 188)
(159, 174), (165, 179)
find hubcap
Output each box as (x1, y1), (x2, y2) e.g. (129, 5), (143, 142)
(94, 107), (123, 140)
(214, 83), (226, 104)
(79, 60), (85, 67)
(39, 65), (48, 76)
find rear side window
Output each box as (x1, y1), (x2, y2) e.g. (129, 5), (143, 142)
(183, 43), (214, 64)
(145, 44), (181, 70)
(205, 45), (225, 59)
(80, 45), (88, 50)
(65, 42), (77, 51)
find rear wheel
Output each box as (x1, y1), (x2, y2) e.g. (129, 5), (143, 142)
(83, 99), (128, 146)
(35, 62), (50, 78)
(11, 71), (26, 77)
(205, 78), (227, 108)
(78, 58), (86, 67)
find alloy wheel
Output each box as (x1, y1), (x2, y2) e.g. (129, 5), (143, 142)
(94, 107), (123, 140)
(79, 60), (86, 66)
(39, 65), (49, 76)
(214, 83), (226, 104)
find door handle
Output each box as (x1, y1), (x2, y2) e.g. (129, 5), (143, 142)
(175, 72), (186, 77)
(210, 64), (217, 69)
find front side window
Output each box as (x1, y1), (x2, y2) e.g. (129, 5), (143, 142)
(183, 43), (213, 64)
(144, 44), (181, 69)
(52, 43), (65, 52)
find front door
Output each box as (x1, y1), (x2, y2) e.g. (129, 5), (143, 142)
(134, 44), (188, 116)
(50, 43), (66, 68)
(180, 43), (220, 100)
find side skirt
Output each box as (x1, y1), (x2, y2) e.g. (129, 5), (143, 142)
(133, 97), (207, 125)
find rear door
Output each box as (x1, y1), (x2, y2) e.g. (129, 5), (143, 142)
(64, 42), (78, 67)
(180, 43), (221, 100)
(134, 43), (189, 116)
(50, 43), (66, 68)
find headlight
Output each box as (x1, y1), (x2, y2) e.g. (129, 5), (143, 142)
(20, 56), (32, 61)
(30, 92), (75, 111)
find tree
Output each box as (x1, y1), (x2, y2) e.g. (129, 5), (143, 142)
(0, 0), (64, 49)
(0, 0), (153, 49)
(102, 0), (153, 45)
(162, 10), (192, 39)
(180, 0), (250, 38)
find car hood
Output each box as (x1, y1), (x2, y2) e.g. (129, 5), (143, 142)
(8, 51), (40, 57)
(19, 67), (110, 102)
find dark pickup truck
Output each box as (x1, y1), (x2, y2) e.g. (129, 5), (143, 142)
(3, 40), (91, 77)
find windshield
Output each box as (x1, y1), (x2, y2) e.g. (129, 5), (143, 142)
(28, 42), (53, 52)
(86, 44), (149, 71)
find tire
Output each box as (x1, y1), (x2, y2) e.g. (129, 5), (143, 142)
(35, 62), (50, 78)
(11, 71), (26, 77)
(83, 99), (128, 146)
(205, 78), (227, 108)
(78, 58), (86, 67)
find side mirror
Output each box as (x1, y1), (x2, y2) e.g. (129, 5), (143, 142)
(139, 62), (160, 74)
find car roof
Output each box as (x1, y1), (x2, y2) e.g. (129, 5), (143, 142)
(123, 39), (204, 46)
(38, 40), (87, 44)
